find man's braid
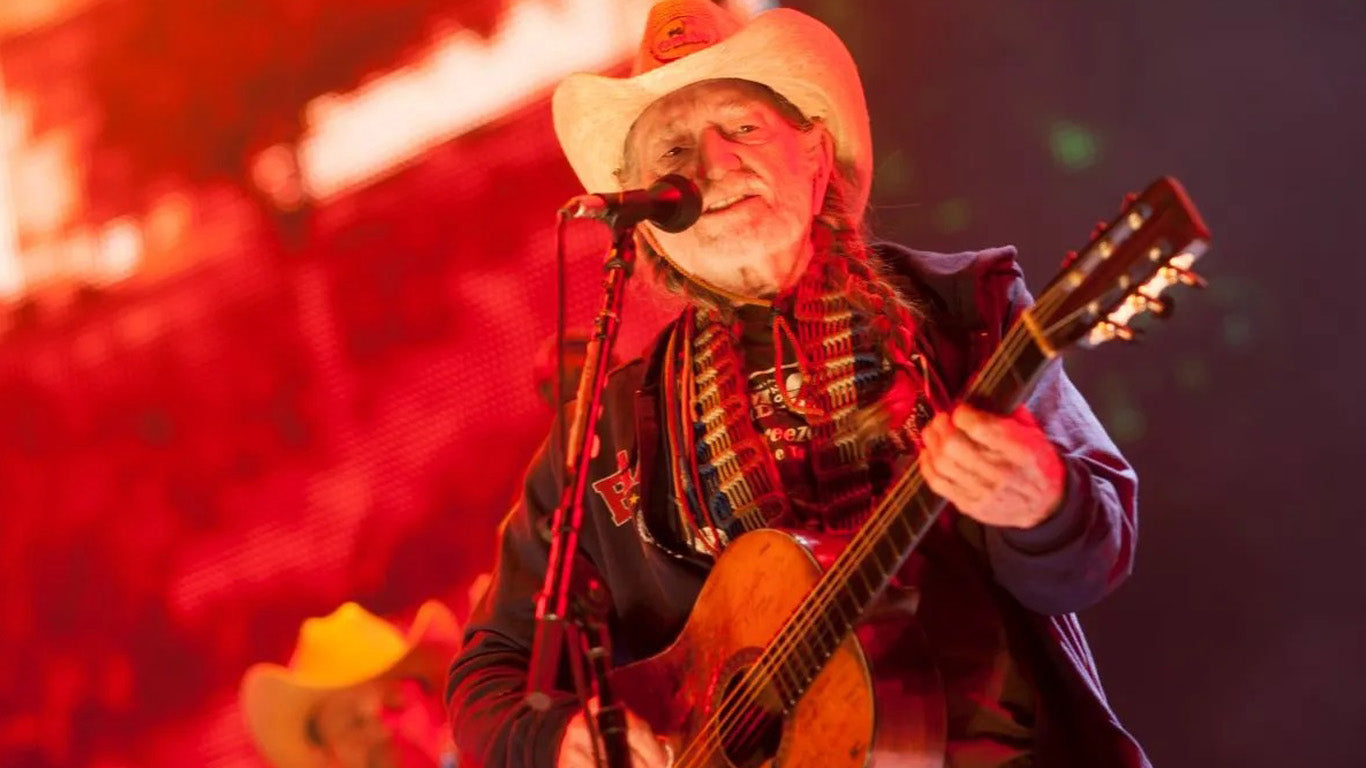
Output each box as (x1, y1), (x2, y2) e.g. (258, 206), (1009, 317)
(812, 175), (922, 367)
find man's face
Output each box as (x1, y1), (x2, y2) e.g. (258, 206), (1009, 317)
(624, 79), (833, 299)
(310, 677), (451, 768)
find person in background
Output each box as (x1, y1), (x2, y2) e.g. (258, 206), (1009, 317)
(241, 600), (459, 768)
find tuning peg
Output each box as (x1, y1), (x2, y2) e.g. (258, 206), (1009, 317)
(1060, 250), (1079, 269)
(1121, 192), (1139, 211)
(1090, 220), (1110, 241)
(1089, 321), (1141, 346)
(1160, 266), (1208, 289)
(1127, 292), (1171, 317)
(1177, 270), (1208, 289)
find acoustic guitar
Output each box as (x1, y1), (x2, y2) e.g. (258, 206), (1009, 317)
(610, 177), (1211, 767)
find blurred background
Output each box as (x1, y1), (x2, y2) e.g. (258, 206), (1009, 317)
(0, 0), (1361, 765)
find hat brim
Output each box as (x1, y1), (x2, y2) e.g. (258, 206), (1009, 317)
(239, 600), (460, 768)
(552, 8), (872, 213)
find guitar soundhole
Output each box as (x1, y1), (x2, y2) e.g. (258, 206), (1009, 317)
(716, 665), (784, 768)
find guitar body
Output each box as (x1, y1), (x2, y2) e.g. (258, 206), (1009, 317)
(612, 529), (945, 768)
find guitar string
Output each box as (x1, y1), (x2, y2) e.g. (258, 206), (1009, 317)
(671, 282), (1075, 767)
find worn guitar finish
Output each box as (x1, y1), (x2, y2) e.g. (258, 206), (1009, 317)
(613, 529), (945, 768)
(612, 178), (1210, 767)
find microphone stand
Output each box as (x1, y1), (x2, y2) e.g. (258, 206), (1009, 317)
(526, 215), (639, 768)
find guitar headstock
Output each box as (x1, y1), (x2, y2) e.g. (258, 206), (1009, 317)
(1032, 176), (1210, 353)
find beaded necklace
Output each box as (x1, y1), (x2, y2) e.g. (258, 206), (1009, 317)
(661, 248), (921, 555)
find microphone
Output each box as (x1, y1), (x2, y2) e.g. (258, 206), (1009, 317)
(561, 174), (702, 233)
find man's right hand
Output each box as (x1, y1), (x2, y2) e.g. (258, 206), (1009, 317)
(557, 700), (670, 768)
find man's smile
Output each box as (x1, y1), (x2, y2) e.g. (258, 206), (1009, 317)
(703, 193), (760, 214)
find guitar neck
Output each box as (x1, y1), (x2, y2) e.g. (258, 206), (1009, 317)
(760, 319), (1054, 706)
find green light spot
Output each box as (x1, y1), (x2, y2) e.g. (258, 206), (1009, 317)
(1048, 120), (1101, 172)
(1222, 313), (1253, 349)
(1097, 374), (1145, 444)
(1106, 404), (1147, 444)
(933, 197), (971, 234)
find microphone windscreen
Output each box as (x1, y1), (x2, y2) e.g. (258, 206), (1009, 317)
(650, 174), (702, 233)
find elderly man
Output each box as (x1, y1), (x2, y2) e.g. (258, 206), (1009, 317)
(447, 2), (1149, 767)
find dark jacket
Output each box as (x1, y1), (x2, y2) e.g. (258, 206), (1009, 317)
(446, 244), (1151, 768)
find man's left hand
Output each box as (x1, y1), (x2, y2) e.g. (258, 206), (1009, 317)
(919, 404), (1066, 529)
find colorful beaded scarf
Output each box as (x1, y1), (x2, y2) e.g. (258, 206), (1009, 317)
(660, 246), (930, 556)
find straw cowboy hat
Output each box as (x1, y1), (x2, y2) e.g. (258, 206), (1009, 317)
(239, 600), (460, 768)
(552, 0), (873, 214)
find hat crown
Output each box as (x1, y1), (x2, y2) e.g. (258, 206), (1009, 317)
(634, 0), (742, 75)
(286, 602), (407, 687)
(552, 4), (872, 211)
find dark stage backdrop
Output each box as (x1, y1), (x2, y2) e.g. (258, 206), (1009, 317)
(0, 1), (1361, 766)
(788, 1), (1364, 765)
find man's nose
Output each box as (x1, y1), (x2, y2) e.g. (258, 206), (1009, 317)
(697, 127), (741, 180)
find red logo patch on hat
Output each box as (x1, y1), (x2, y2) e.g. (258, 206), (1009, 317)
(649, 13), (720, 64)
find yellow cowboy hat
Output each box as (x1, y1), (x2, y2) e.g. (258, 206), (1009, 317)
(239, 600), (460, 768)
(552, 0), (873, 214)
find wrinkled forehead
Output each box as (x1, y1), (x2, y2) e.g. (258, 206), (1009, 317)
(638, 78), (780, 125)
(620, 78), (808, 169)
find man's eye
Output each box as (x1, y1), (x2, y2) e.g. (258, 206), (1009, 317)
(661, 146), (685, 159)
(734, 124), (758, 135)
